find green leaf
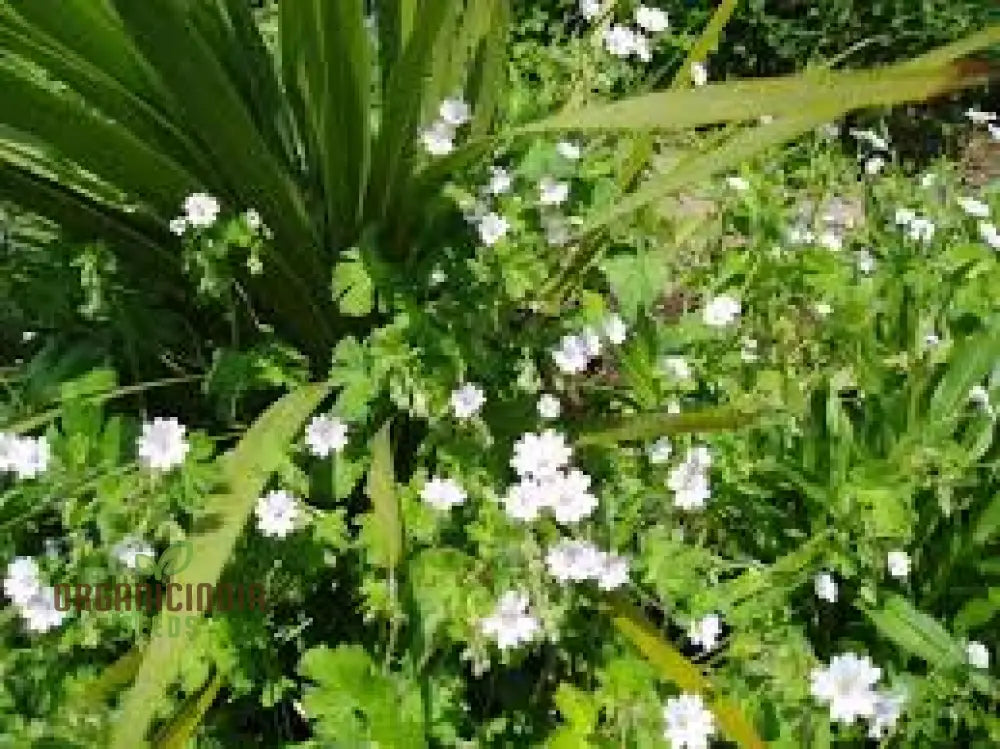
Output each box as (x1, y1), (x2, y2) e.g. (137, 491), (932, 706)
(927, 328), (1000, 425)
(108, 382), (331, 749)
(151, 671), (224, 749)
(365, 421), (403, 570)
(299, 645), (427, 748)
(864, 594), (966, 669)
(576, 406), (759, 446)
(332, 249), (375, 317)
(608, 596), (765, 749)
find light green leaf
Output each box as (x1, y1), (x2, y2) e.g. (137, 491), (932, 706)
(576, 406), (759, 446)
(366, 421), (403, 570)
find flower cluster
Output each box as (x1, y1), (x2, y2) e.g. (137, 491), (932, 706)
(894, 207), (935, 243)
(420, 97), (471, 156)
(2, 557), (67, 633)
(0, 432), (50, 480)
(551, 314), (628, 374)
(503, 430), (597, 523)
(420, 476), (467, 511)
(810, 652), (904, 738)
(544, 538), (629, 590)
(592, 4), (669, 62)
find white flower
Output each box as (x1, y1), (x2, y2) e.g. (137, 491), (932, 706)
(690, 62), (708, 87)
(537, 394), (561, 420)
(740, 337), (759, 363)
(477, 212), (509, 246)
(137, 417), (190, 472)
(850, 128), (890, 151)
(631, 31), (652, 62)
(603, 314), (628, 345)
(788, 225), (815, 244)
(439, 97), (471, 127)
(663, 693), (715, 749)
(503, 478), (548, 521)
(597, 553), (630, 590)
(979, 221), (1000, 250)
(924, 332), (941, 348)
(702, 294), (741, 327)
(545, 539), (603, 583)
(420, 477), (467, 511)
(856, 249), (876, 274)
(894, 207), (916, 226)
(864, 156), (886, 175)
(19, 586), (68, 633)
(552, 334), (592, 374)
(556, 140), (582, 161)
(818, 229), (843, 252)
(183, 193), (221, 228)
(543, 216), (571, 247)
(668, 460), (711, 511)
(511, 430), (571, 479)
(539, 177), (570, 206)
(688, 613), (722, 651)
(305, 414), (349, 457)
(814, 302), (833, 317)
(579, 0), (603, 20)
(887, 550), (910, 579)
(868, 691), (905, 739)
(635, 5), (669, 32)
(420, 120), (455, 156)
(112, 537), (155, 570)
(168, 217), (188, 236)
(648, 437), (673, 464)
(969, 385), (994, 417)
(550, 468), (599, 523)
(480, 591), (539, 649)
(451, 383), (486, 419)
(244, 208), (262, 230)
(3, 557), (41, 606)
(667, 399), (682, 415)
(254, 489), (300, 538)
(661, 356), (692, 381)
(487, 166), (512, 195)
(581, 327), (603, 357)
(989, 123), (1000, 142)
(906, 217), (935, 243)
(967, 640), (990, 669)
(815, 572), (838, 603)
(966, 108), (997, 124)
(810, 653), (881, 725)
(920, 173), (938, 188)
(2, 435), (51, 479)
(667, 447), (712, 510)
(726, 176), (749, 192)
(603, 25), (636, 57)
(958, 197), (990, 218)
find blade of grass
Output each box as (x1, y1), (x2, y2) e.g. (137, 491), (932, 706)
(575, 406), (759, 446)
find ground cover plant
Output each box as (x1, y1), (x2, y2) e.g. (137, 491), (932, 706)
(2, 1), (1000, 747)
